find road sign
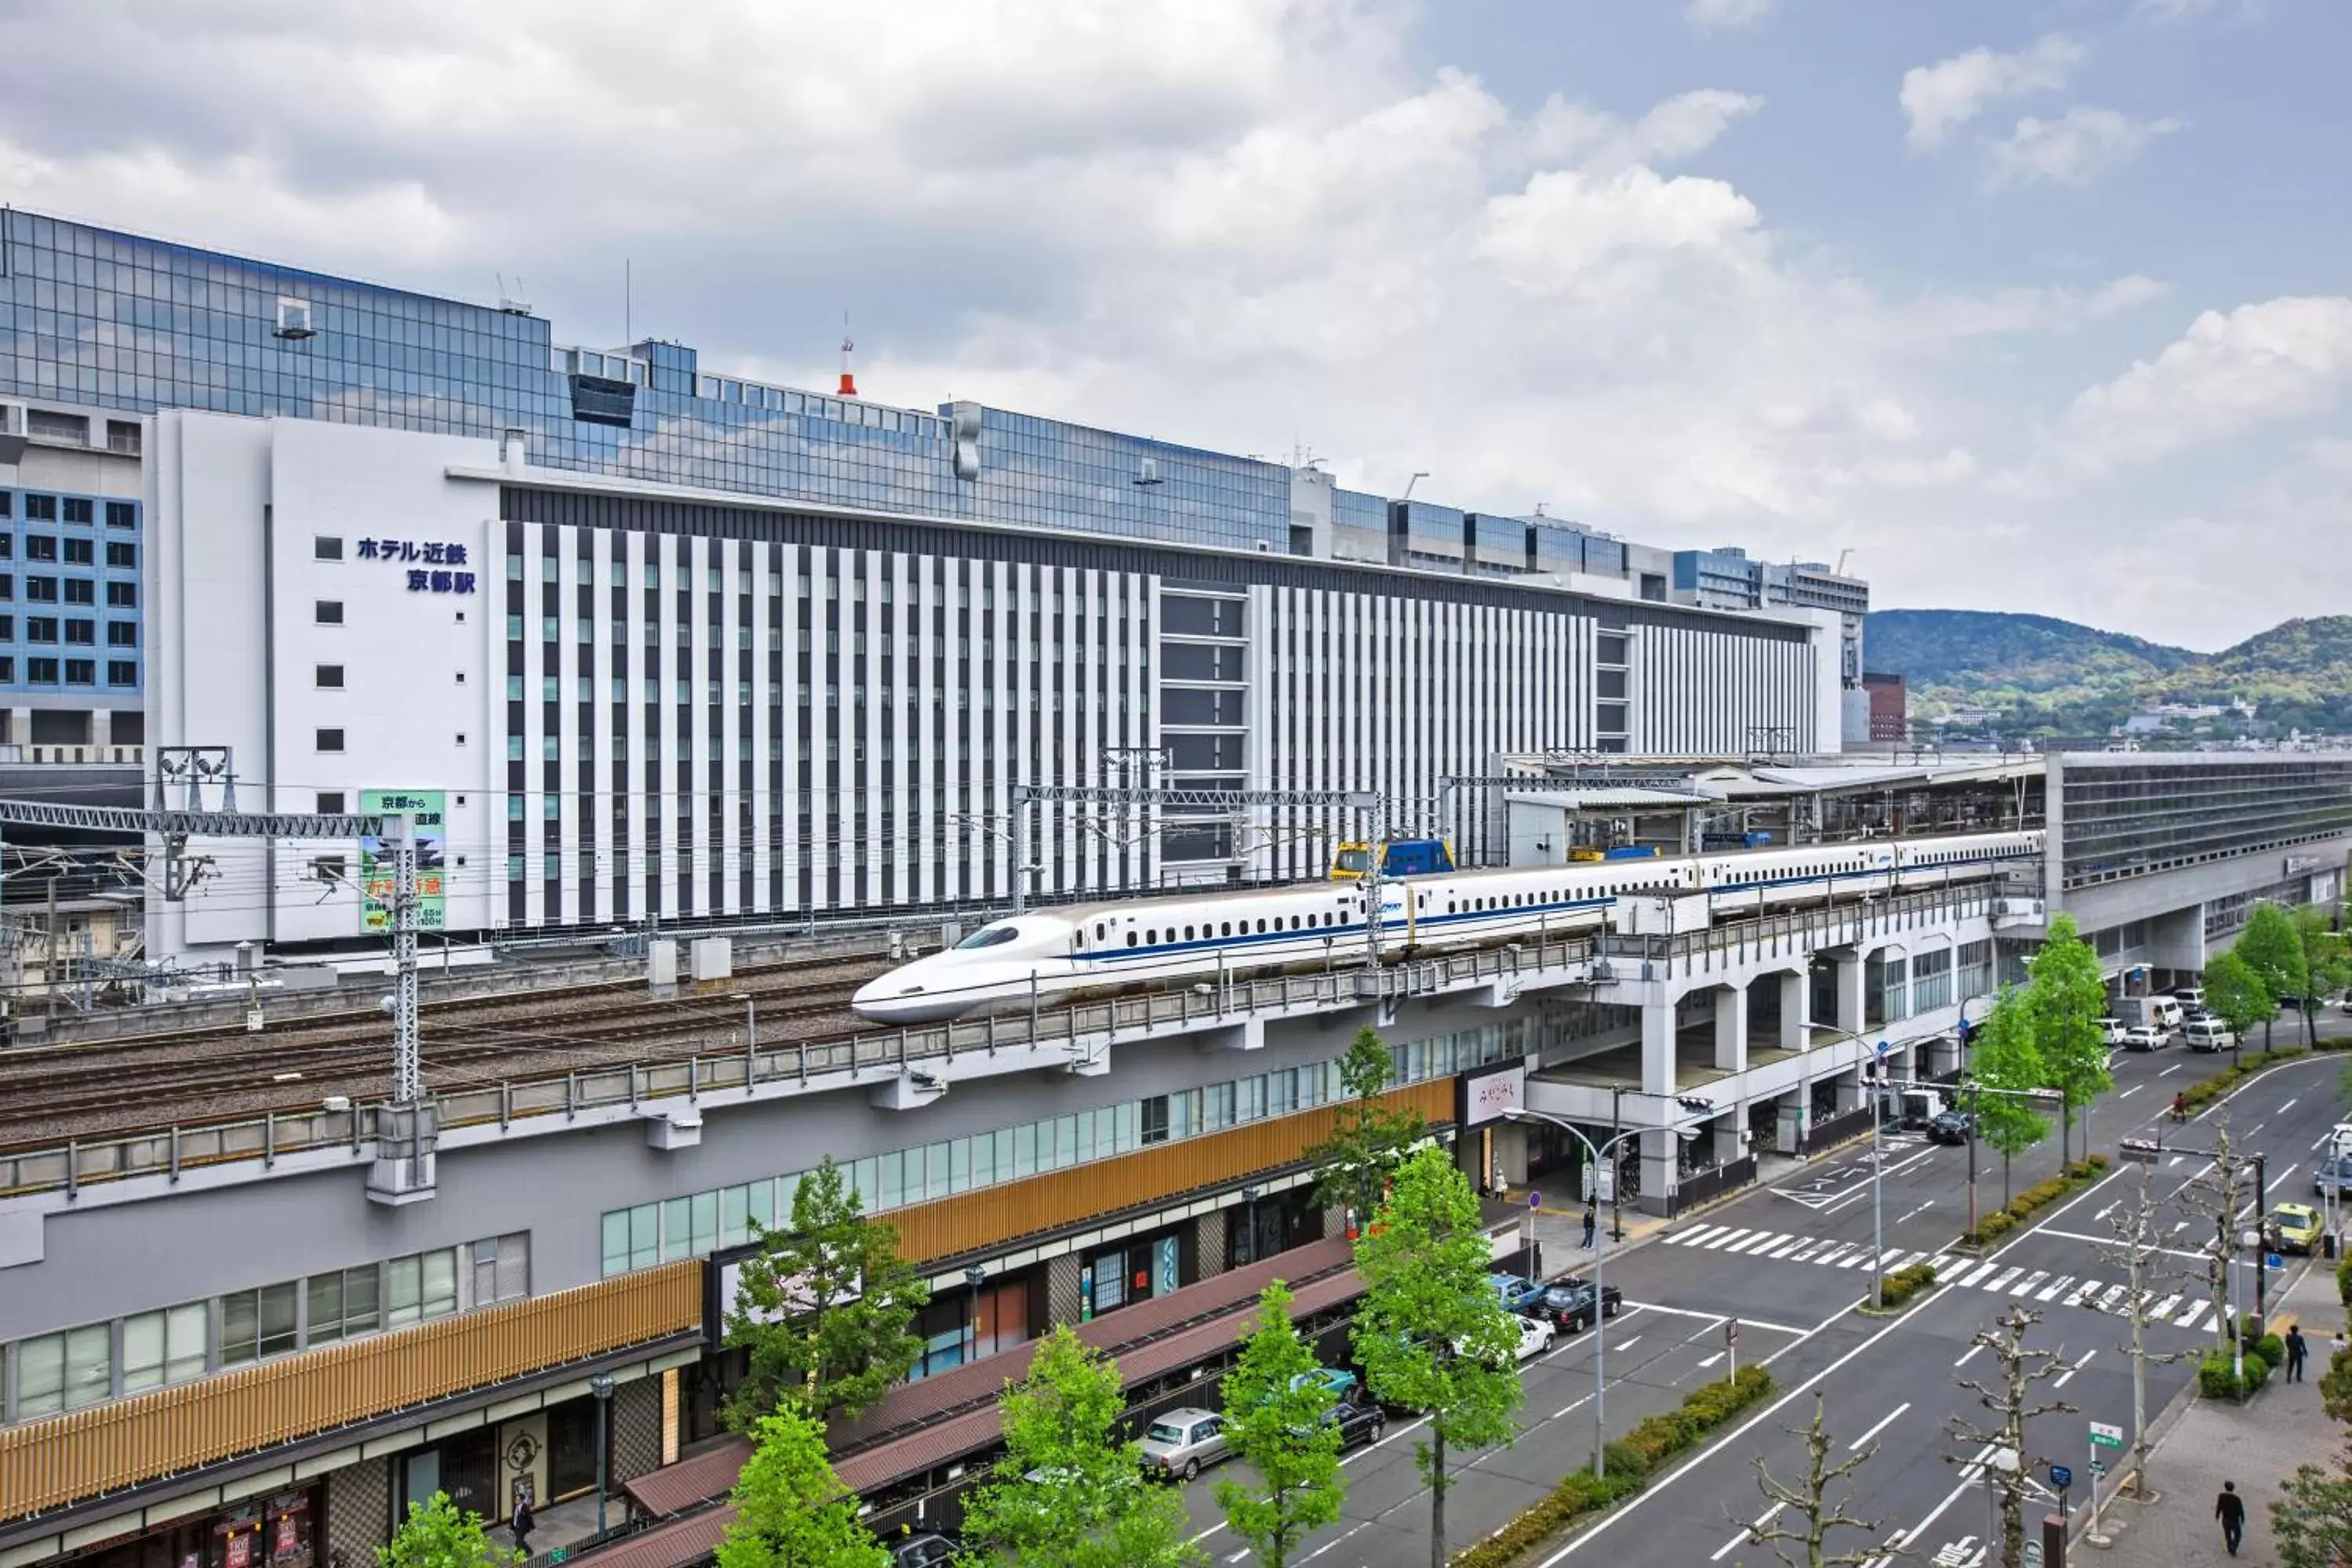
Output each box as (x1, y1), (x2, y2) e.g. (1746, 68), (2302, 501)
(2049, 1464), (2073, 1490)
(2089, 1421), (2125, 1449)
(1595, 1167), (1616, 1203)
(2118, 1138), (2161, 1166)
(2024, 1544), (2042, 1566)
(1726, 1318), (1740, 1346)
(2267, 1253), (2285, 1271)
(1529, 1190), (1544, 1212)
(2089, 1459), (2106, 1478)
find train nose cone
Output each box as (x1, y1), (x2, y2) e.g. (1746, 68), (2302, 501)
(851, 964), (962, 1023)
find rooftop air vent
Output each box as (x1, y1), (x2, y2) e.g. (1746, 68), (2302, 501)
(274, 298), (317, 340)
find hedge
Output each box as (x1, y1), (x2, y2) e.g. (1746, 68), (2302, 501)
(2254, 1333), (2287, 1370)
(2176, 1038), (2350, 1115)
(1450, 1365), (1777, 1568)
(1961, 1155), (2110, 1247)
(2199, 1347), (2270, 1399)
(1876, 1261), (1939, 1310)
(2336, 1253), (2352, 1307)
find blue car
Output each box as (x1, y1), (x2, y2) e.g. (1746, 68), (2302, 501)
(1488, 1272), (1546, 1314)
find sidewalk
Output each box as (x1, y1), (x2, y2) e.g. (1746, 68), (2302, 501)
(2085, 1258), (2345, 1565)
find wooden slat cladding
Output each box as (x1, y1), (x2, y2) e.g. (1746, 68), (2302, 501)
(890, 1081), (1455, 1261)
(2, 1261), (702, 1522)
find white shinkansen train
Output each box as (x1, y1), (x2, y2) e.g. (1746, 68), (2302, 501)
(848, 830), (2044, 1024)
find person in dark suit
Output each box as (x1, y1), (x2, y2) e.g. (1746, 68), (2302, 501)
(2216, 1480), (2245, 1555)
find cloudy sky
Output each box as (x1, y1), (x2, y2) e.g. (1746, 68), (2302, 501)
(2, 0), (2344, 648)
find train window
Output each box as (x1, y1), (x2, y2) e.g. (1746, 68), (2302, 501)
(1291, 916), (1302, 930)
(1126, 931), (1138, 948)
(1185, 925), (1196, 941)
(1221, 922), (1232, 937)
(1256, 919), (1267, 933)
(1447, 900), (1457, 913)
(955, 924), (1022, 950)
(1147, 928), (1158, 944)
(1095, 922), (1107, 940)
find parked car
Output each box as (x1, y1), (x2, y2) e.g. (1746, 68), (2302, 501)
(1534, 1277), (1624, 1333)
(2120, 1025), (2168, 1051)
(1323, 1399), (1389, 1451)
(1457, 1314), (1556, 1368)
(1140, 1407), (1228, 1482)
(1926, 1109), (1976, 1145)
(2098, 1018), (2128, 1047)
(2183, 1017), (2233, 1052)
(2270, 1203), (2325, 1256)
(2316, 1156), (2352, 1200)
(1488, 1272), (1548, 1314)
(2174, 985), (2205, 1008)
(891, 1534), (956, 1568)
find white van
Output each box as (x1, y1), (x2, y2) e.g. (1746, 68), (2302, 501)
(2150, 997), (2184, 1031)
(2175, 985), (2206, 1009)
(2184, 1016), (2231, 1052)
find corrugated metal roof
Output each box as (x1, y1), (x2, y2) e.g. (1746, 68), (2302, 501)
(622, 1437), (750, 1519)
(1503, 787), (1719, 810)
(572, 1508), (733, 1568)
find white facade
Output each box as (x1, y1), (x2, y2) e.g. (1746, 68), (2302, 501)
(145, 413), (1842, 960)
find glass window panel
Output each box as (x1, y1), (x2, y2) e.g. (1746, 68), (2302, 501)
(386, 1258), (421, 1327)
(601, 1210), (630, 1276)
(16, 1333), (67, 1415)
(720, 1184), (750, 1248)
(1055, 1113), (1079, 1169)
(419, 1250), (458, 1321)
(258, 1283), (299, 1356)
(628, 1203), (659, 1270)
(122, 1311), (166, 1392)
(879, 1151), (906, 1210)
(927, 1141), (950, 1200)
(660, 1196), (690, 1261)
(689, 1192), (718, 1254)
(949, 1137), (972, 1194)
(165, 1301), (208, 1383)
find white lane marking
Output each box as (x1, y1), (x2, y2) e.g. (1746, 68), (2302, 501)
(2035, 1226), (2208, 1261)
(2175, 1298), (2209, 1328)
(1954, 1260), (1998, 1287)
(2009, 1269), (2048, 1297)
(1697, 1352), (1725, 1369)
(2281, 1098), (2299, 1116)
(2119, 1085), (2143, 1098)
(2098, 1284), (2129, 1313)
(1954, 1342), (1983, 1368)
(1726, 1231), (1787, 1254)
(1711, 1503), (1785, 1563)
(2094, 1202), (2118, 1222)
(1551, 1392), (1594, 1420)
(1897, 1200), (1935, 1224)
(1814, 1243), (1855, 1266)
(1615, 1336), (1643, 1351)
(1879, 1447), (1997, 1563)
(1191, 1411), (1430, 1543)
(1704, 1228), (1754, 1250)
(1227, 1550), (1252, 1563)
(1848, 1402), (1910, 1451)
(2152, 1293), (2181, 1319)
(2054, 1348), (2097, 1388)
(1765, 1236), (1807, 1258)
(1617, 1301), (1807, 1334)
(2278, 1163), (2301, 1186)
(1987, 1266), (2023, 1291)
(2036, 1274), (2074, 1303)
(2160, 1063), (2183, 1076)
(1675, 1225), (1729, 1247)
(2063, 1280), (2100, 1308)
(1531, 1290), (1935, 1563)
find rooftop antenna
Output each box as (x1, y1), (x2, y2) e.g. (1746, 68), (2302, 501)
(837, 312), (858, 398)
(1403, 471), (1429, 501)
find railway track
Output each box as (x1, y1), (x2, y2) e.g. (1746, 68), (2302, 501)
(0, 967), (884, 1146)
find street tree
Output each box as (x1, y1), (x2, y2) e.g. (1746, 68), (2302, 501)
(1733, 1393), (1894, 1568)
(1967, 988), (2049, 1210)
(2180, 1118), (2253, 1359)
(2200, 949), (2272, 1060)
(2093, 1167), (2189, 1501)
(1308, 1027), (1426, 1234)
(717, 1410), (891, 1568)
(2270, 1463), (2352, 1568)
(1352, 1145), (1522, 1568)
(1214, 1283), (1345, 1568)
(2234, 902), (2308, 1055)
(378, 1493), (520, 1568)
(2024, 914), (2110, 1168)
(1948, 1304), (2076, 1568)
(957, 1326), (1200, 1568)
(725, 1156), (930, 1429)
(2292, 904), (2350, 1050)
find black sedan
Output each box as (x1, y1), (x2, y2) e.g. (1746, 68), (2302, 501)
(1926, 1109), (1975, 1145)
(1533, 1277), (1624, 1333)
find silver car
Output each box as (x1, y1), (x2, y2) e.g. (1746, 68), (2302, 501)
(1140, 1407), (1228, 1482)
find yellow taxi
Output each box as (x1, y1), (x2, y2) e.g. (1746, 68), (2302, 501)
(2270, 1203), (2325, 1255)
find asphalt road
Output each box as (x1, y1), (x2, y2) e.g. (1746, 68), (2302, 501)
(1169, 1030), (2350, 1568)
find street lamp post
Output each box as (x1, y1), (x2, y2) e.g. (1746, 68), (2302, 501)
(964, 1264), (988, 1363)
(588, 1373), (615, 1536)
(1507, 1107), (1700, 1481)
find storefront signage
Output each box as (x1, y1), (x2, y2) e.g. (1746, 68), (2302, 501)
(1457, 1062), (1527, 1128)
(361, 790), (448, 933)
(357, 537), (477, 593)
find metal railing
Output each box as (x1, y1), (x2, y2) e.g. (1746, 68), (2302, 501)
(1595, 883), (2005, 977)
(0, 936), (1593, 1200)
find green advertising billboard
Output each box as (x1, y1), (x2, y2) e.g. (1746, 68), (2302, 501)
(361, 789), (448, 932)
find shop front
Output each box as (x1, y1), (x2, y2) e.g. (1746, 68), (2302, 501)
(62, 1488), (320, 1568)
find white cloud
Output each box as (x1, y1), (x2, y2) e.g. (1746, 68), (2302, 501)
(2053, 296), (2352, 475)
(1686, 0), (1776, 34)
(1900, 34), (2083, 150)
(1526, 88), (1763, 171)
(1984, 107), (2184, 189)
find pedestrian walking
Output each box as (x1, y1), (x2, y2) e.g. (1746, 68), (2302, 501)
(1581, 1203), (1597, 1250)
(2216, 1480), (2245, 1556)
(510, 1497), (534, 1559)
(2288, 1324), (2309, 1381)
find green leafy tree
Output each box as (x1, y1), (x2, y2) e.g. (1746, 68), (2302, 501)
(717, 1410), (891, 1568)
(725, 1156), (931, 1428)
(2026, 914), (2110, 1165)
(1214, 1283), (1345, 1568)
(2272, 1464), (2352, 1568)
(2201, 949), (2272, 1057)
(1352, 1145), (1522, 1568)
(1968, 987), (2049, 1210)
(956, 1326), (1201, 1568)
(2234, 902), (2308, 1054)
(2293, 905), (2350, 1049)
(378, 1493), (520, 1568)
(1308, 1028), (1426, 1232)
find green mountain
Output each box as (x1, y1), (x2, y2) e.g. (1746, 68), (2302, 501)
(1864, 610), (2352, 736)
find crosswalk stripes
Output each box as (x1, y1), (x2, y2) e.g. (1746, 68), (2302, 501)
(1661, 1221), (2222, 1329)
